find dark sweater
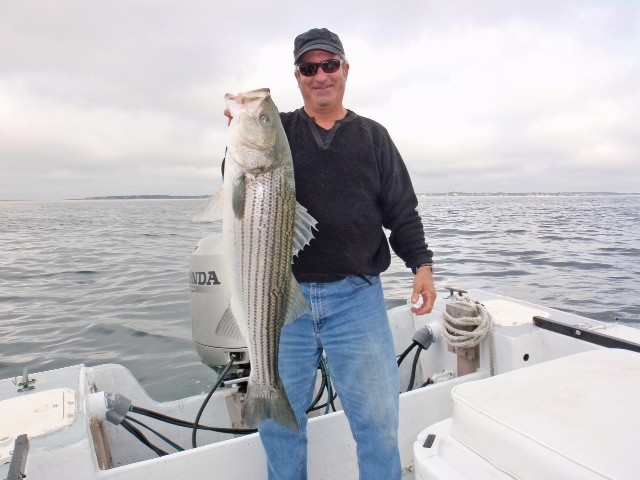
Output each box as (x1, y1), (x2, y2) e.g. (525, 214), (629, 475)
(280, 108), (433, 283)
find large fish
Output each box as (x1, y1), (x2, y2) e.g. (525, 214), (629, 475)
(195, 88), (316, 431)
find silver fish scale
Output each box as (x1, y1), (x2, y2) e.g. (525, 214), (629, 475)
(237, 167), (296, 396)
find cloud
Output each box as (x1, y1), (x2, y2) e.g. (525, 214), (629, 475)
(1, 0), (638, 199)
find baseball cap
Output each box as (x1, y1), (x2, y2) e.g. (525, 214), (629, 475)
(293, 28), (345, 64)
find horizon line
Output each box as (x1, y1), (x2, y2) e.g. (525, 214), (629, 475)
(2, 191), (640, 202)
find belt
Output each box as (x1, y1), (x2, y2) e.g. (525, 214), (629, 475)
(294, 273), (373, 284)
(294, 273), (347, 283)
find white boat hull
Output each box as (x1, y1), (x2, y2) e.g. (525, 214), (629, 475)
(2, 289), (639, 479)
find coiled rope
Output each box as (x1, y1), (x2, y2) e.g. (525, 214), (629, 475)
(442, 295), (496, 376)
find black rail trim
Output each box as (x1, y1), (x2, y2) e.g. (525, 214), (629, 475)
(533, 316), (640, 353)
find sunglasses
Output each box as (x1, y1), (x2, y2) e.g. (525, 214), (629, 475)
(296, 59), (345, 77)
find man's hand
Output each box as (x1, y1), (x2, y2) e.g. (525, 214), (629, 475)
(411, 267), (436, 315)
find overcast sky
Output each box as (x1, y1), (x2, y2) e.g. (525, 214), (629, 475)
(1, 1), (638, 200)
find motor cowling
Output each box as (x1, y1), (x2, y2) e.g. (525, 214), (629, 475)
(190, 233), (248, 371)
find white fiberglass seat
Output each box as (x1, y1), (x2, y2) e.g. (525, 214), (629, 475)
(415, 348), (640, 480)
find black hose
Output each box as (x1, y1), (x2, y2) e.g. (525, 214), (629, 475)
(328, 390), (336, 413)
(305, 357), (341, 413)
(306, 365), (327, 413)
(306, 393), (339, 412)
(121, 419), (168, 457)
(192, 357), (236, 448)
(130, 405), (256, 434)
(321, 358), (336, 413)
(397, 341), (418, 366)
(407, 346), (423, 391)
(125, 415), (184, 452)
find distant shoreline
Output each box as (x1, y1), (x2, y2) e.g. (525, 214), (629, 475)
(74, 195), (210, 200)
(2, 192), (638, 202)
(77, 192), (635, 200)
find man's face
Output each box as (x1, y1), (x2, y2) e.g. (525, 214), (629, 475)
(295, 50), (349, 114)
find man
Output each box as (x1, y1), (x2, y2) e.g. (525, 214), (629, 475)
(255, 28), (436, 480)
(223, 27), (435, 479)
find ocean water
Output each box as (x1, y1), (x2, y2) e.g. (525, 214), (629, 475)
(1, 196), (638, 401)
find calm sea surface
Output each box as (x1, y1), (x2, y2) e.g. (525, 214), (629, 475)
(1, 196), (638, 400)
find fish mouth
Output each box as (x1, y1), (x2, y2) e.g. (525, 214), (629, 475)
(225, 89), (271, 116)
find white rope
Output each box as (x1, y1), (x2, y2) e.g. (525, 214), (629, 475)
(442, 295), (496, 376)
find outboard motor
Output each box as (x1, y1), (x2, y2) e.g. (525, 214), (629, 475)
(190, 233), (248, 372)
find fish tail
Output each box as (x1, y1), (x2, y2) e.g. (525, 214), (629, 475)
(242, 382), (299, 432)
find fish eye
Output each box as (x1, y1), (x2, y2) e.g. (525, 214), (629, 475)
(259, 114), (269, 123)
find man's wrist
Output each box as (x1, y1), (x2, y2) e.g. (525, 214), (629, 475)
(412, 263), (434, 275)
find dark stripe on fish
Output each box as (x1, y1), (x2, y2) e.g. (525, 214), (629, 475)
(232, 175), (246, 219)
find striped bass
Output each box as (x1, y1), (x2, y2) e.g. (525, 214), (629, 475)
(195, 88), (316, 431)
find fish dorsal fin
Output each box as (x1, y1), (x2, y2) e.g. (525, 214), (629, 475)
(292, 202), (317, 257)
(215, 305), (246, 342)
(192, 189), (224, 222)
(284, 276), (309, 325)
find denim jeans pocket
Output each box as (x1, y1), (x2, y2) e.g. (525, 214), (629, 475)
(345, 274), (380, 289)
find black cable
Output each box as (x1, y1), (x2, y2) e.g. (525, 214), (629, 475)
(306, 393), (339, 412)
(129, 405), (257, 435)
(320, 358), (336, 413)
(305, 358), (339, 413)
(330, 382), (338, 412)
(125, 415), (184, 452)
(407, 346), (423, 391)
(121, 419), (168, 457)
(306, 366), (327, 413)
(327, 371), (336, 413)
(192, 356), (236, 448)
(397, 341), (418, 366)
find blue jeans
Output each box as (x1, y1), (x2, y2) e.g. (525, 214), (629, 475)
(259, 275), (402, 480)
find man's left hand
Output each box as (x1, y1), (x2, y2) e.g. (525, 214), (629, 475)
(411, 267), (436, 315)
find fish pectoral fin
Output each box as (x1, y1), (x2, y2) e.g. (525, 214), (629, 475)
(192, 189), (224, 222)
(292, 202), (318, 257)
(284, 276), (309, 325)
(232, 175), (246, 219)
(215, 306), (246, 342)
